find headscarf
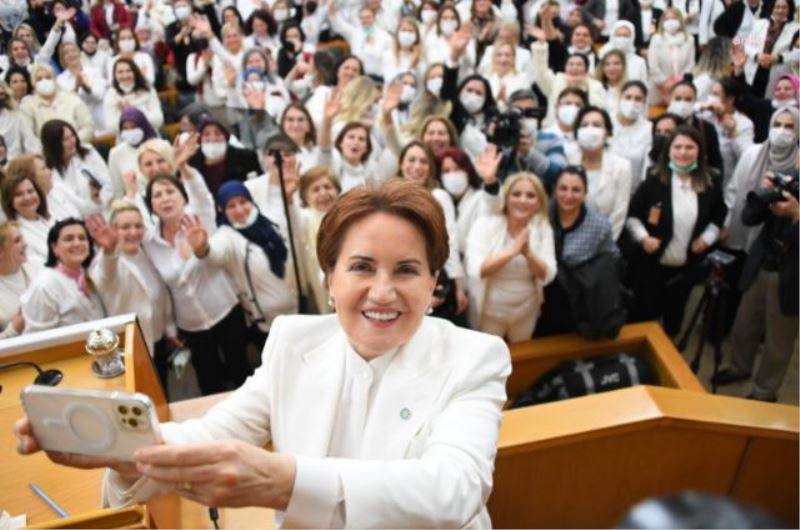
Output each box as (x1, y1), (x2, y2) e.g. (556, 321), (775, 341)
(198, 116), (231, 140)
(608, 20), (636, 55)
(217, 181), (287, 278)
(119, 107), (158, 139)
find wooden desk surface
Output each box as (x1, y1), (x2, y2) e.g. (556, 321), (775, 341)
(0, 355), (128, 524)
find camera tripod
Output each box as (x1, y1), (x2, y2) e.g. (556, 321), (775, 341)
(677, 264), (729, 393)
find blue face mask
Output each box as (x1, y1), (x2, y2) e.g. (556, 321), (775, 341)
(668, 160), (698, 174)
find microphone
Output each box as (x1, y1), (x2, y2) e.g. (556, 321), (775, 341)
(0, 361), (63, 387)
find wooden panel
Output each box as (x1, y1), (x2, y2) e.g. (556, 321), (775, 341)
(123, 322), (169, 422)
(29, 506), (148, 529)
(730, 437), (800, 527)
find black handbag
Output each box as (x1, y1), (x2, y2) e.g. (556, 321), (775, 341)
(510, 353), (657, 408)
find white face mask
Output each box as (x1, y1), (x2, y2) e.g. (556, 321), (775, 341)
(426, 77), (443, 96)
(398, 30), (417, 47)
(667, 100), (694, 119)
(120, 127), (144, 146)
(421, 10), (437, 24)
(577, 125), (606, 151)
(274, 8), (289, 22)
(249, 80), (265, 92)
(769, 127), (796, 148)
(706, 94), (722, 107)
(118, 38), (136, 52)
(523, 117), (538, 139)
(662, 19), (681, 34)
(619, 100), (644, 120)
(231, 205), (259, 229)
(611, 35), (632, 53)
(119, 80), (135, 93)
(441, 170), (469, 197)
(440, 20), (458, 36)
(36, 78), (55, 96)
(201, 141), (227, 160)
(557, 103), (580, 126)
(460, 91), (484, 114)
(174, 5), (191, 20)
(640, 0), (652, 6)
(400, 84), (416, 104)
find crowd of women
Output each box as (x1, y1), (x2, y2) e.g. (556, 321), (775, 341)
(0, 0), (798, 401)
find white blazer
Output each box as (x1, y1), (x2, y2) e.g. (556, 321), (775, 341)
(102, 314), (512, 528)
(744, 19), (800, 86)
(21, 267), (106, 334)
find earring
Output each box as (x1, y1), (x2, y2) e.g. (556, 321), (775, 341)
(328, 296), (335, 309)
(426, 305), (433, 315)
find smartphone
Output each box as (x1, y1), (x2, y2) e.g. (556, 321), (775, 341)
(21, 386), (162, 461)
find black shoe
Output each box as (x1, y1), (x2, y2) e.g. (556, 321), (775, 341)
(746, 393), (778, 403)
(710, 368), (751, 386)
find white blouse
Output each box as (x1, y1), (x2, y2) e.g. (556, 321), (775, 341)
(21, 267), (106, 334)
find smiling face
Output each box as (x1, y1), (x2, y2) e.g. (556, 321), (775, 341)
(772, 0), (789, 22)
(222, 26), (243, 52)
(8, 72), (30, 100)
(61, 43), (80, 67)
(571, 25), (592, 49)
(10, 40), (30, 63)
(421, 120), (452, 152)
(774, 78), (796, 102)
(150, 180), (186, 223)
(565, 56), (587, 77)
(669, 133), (699, 168)
(327, 212), (437, 359)
(114, 61), (135, 86)
(400, 145), (431, 186)
(505, 178), (540, 223)
(603, 53), (624, 83)
(306, 176), (339, 212)
(555, 172), (586, 215)
(1, 226), (28, 266)
(113, 209), (145, 255)
(12, 179), (41, 220)
(140, 151), (172, 178)
(52, 223), (90, 270)
(494, 43), (514, 73)
(337, 58), (361, 86)
(282, 106), (311, 143)
(339, 126), (369, 163)
(223, 195), (254, 225)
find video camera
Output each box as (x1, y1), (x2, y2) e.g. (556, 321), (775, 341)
(746, 172), (799, 209)
(485, 106), (544, 149)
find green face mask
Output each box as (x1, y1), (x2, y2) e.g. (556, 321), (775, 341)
(669, 159), (698, 174)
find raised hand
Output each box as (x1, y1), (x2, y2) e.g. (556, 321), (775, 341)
(173, 133), (199, 168)
(243, 84), (266, 110)
(475, 144), (503, 185)
(191, 14), (213, 38)
(381, 82), (403, 117)
(122, 170), (138, 198)
(449, 21), (473, 61)
(282, 157), (300, 198)
(86, 213), (118, 254)
(180, 214), (209, 255)
(323, 90), (342, 122)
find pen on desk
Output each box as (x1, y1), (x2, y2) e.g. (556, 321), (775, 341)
(29, 483), (69, 518)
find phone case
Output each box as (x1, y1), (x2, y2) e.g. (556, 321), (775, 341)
(21, 386), (162, 461)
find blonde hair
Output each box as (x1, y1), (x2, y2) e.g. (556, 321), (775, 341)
(137, 139), (176, 174)
(594, 48), (627, 88)
(0, 220), (20, 250)
(338, 76), (377, 123)
(502, 172), (549, 223)
(393, 17), (423, 67)
(658, 8), (689, 37)
(58, 42), (81, 69)
(109, 199), (142, 222)
(30, 63), (56, 82)
(13, 23), (41, 51)
(488, 41), (518, 77)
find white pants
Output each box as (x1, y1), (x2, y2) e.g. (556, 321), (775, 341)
(479, 312), (539, 343)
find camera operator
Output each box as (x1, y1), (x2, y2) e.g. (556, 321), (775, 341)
(713, 170), (799, 402)
(493, 89), (567, 189)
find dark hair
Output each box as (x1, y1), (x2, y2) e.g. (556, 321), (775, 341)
(246, 9), (278, 36)
(222, 6), (246, 30)
(317, 179), (448, 277)
(113, 28), (140, 53)
(566, 52), (590, 72)
(45, 217), (95, 268)
(280, 102), (317, 146)
(144, 174), (189, 214)
(398, 141), (438, 188)
(651, 112), (683, 135)
(279, 21), (305, 47)
(655, 125), (711, 191)
(436, 146), (483, 190)
(112, 57), (150, 93)
(574, 105), (613, 138)
(671, 75), (698, 96)
(555, 164), (588, 191)
(571, 22), (596, 42)
(717, 76), (742, 105)
(557, 86), (589, 106)
(766, 0), (796, 22)
(1, 173), (49, 220)
(41, 120), (89, 173)
(622, 79), (648, 98)
(334, 122), (372, 163)
(4, 64), (33, 97)
(334, 55), (365, 85)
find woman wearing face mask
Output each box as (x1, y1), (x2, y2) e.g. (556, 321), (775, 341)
(0, 81), (41, 159)
(647, 9), (695, 106)
(56, 42), (108, 134)
(89, 0), (132, 40)
(41, 119), (113, 216)
(611, 81), (652, 189)
(742, 0), (798, 98)
(188, 117), (261, 198)
(108, 28), (156, 85)
(534, 166), (619, 337)
(384, 18), (426, 82)
(1, 172), (52, 266)
(20, 64), (94, 143)
(86, 203), (176, 392)
(437, 146), (493, 250)
(20, 218), (106, 333)
(697, 77), (754, 187)
(465, 172), (556, 342)
(7, 154), (82, 222)
(595, 49), (627, 113)
(598, 21), (648, 83)
(625, 125), (726, 338)
(424, 5), (475, 68)
(0, 222), (42, 338)
(569, 106), (632, 239)
(543, 87), (589, 163)
(485, 41), (531, 109)
(103, 58), (163, 133)
(666, 77), (725, 173)
(328, 3), (394, 82)
(107, 108), (158, 199)
(296, 166), (340, 313)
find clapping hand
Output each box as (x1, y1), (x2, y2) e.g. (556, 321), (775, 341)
(86, 214), (119, 254)
(512, 227), (531, 254)
(476, 144), (503, 186)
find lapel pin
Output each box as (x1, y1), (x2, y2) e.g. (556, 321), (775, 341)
(400, 407), (412, 421)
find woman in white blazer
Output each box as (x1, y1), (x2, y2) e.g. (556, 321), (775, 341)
(465, 172), (557, 342)
(568, 106), (633, 239)
(15, 180), (512, 529)
(0, 221), (42, 338)
(743, 0), (799, 98)
(21, 218), (106, 333)
(647, 8), (696, 105)
(102, 58), (163, 133)
(1, 170), (53, 267)
(86, 203), (175, 391)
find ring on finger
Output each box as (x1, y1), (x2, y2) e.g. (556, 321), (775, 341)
(182, 481), (193, 492)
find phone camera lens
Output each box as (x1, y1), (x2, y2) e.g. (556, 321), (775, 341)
(121, 417), (128, 424)
(132, 406), (142, 416)
(118, 405), (128, 414)
(129, 418), (138, 428)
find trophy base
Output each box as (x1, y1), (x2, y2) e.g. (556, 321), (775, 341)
(91, 360), (125, 378)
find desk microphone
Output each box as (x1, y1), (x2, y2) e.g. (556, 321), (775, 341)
(0, 361), (63, 387)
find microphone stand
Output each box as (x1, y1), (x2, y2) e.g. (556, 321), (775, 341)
(272, 150), (305, 313)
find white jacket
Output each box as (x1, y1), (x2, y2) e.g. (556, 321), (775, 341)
(744, 18), (799, 86)
(102, 314), (511, 529)
(21, 267), (106, 334)
(102, 87), (164, 133)
(464, 214), (557, 329)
